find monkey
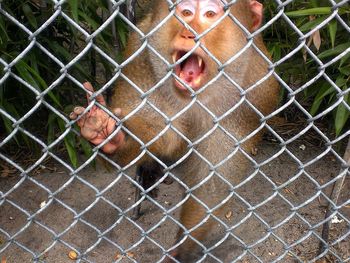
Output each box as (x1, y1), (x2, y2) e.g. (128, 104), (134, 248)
(69, 0), (280, 261)
(132, 160), (174, 219)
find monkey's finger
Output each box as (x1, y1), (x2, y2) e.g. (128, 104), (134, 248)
(83, 82), (95, 103)
(75, 108), (96, 129)
(69, 112), (77, 120)
(76, 114), (87, 128)
(83, 82), (107, 106)
(101, 143), (119, 154)
(113, 108), (122, 117)
(73, 107), (87, 126)
(106, 110), (124, 150)
(73, 106), (85, 116)
(110, 130), (125, 148)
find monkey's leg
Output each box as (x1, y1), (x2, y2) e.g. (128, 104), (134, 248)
(132, 166), (144, 219)
(132, 162), (173, 219)
(168, 198), (217, 262)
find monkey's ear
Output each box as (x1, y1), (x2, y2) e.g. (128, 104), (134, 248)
(249, 0), (263, 31)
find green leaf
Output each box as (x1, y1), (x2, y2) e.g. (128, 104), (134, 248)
(1, 101), (30, 146)
(0, 16), (9, 47)
(47, 113), (57, 144)
(22, 61), (46, 89)
(335, 76), (348, 88)
(286, 7), (349, 17)
(286, 8), (332, 17)
(339, 52), (350, 68)
(65, 137), (78, 168)
(68, 0), (79, 22)
(15, 61), (40, 90)
(310, 82), (334, 115)
(46, 41), (72, 61)
(270, 44), (281, 61)
(332, 76), (348, 117)
(327, 20), (337, 49)
(78, 11), (99, 30)
(58, 118), (78, 168)
(17, 60), (62, 107)
(46, 41), (91, 80)
(0, 114), (18, 144)
(22, 3), (38, 28)
(1, 114), (13, 132)
(28, 52), (39, 74)
(310, 0), (318, 8)
(116, 20), (128, 47)
(339, 66), (350, 75)
(299, 16), (326, 32)
(79, 136), (93, 158)
(335, 92), (349, 136)
(318, 42), (350, 59)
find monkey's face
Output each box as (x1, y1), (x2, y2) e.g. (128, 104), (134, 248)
(169, 0), (226, 93)
(164, 0), (256, 96)
(148, 0), (263, 97)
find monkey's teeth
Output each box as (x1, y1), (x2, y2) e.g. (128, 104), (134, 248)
(179, 72), (185, 79)
(172, 54), (177, 64)
(198, 57), (203, 68)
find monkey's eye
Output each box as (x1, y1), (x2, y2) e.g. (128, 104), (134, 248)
(182, 9), (193, 17)
(205, 10), (217, 18)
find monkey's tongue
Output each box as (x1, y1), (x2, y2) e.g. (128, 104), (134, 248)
(179, 56), (202, 86)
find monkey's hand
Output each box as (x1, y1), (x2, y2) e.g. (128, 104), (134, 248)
(69, 82), (125, 154)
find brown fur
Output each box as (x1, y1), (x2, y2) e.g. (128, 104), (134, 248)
(106, 0), (279, 261)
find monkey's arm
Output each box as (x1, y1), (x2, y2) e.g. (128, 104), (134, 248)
(69, 82), (172, 163)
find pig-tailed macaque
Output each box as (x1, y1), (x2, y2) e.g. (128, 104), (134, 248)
(70, 0), (279, 261)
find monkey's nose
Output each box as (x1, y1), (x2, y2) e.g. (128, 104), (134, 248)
(181, 29), (195, 39)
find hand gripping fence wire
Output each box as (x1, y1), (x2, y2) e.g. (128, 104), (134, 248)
(0, 0), (349, 262)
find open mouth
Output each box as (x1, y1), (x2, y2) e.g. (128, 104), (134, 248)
(172, 51), (205, 91)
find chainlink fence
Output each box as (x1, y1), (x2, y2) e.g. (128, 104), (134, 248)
(0, 0), (349, 262)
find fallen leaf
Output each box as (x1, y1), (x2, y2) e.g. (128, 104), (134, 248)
(331, 215), (344, 224)
(40, 201), (46, 208)
(312, 30), (321, 51)
(251, 147), (258, 156)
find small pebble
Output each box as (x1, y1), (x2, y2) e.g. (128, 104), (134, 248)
(68, 250), (77, 260)
(225, 211), (232, 219)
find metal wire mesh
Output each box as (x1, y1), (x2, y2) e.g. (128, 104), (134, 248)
(0, 0), (349, 262)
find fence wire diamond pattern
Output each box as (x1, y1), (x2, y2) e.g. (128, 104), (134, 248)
(0, 0), (349, 262)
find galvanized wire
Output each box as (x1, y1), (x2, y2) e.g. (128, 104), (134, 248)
(0, 0), (349, 262)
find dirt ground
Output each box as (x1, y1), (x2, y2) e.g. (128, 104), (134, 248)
(0, 140), (349, 263)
